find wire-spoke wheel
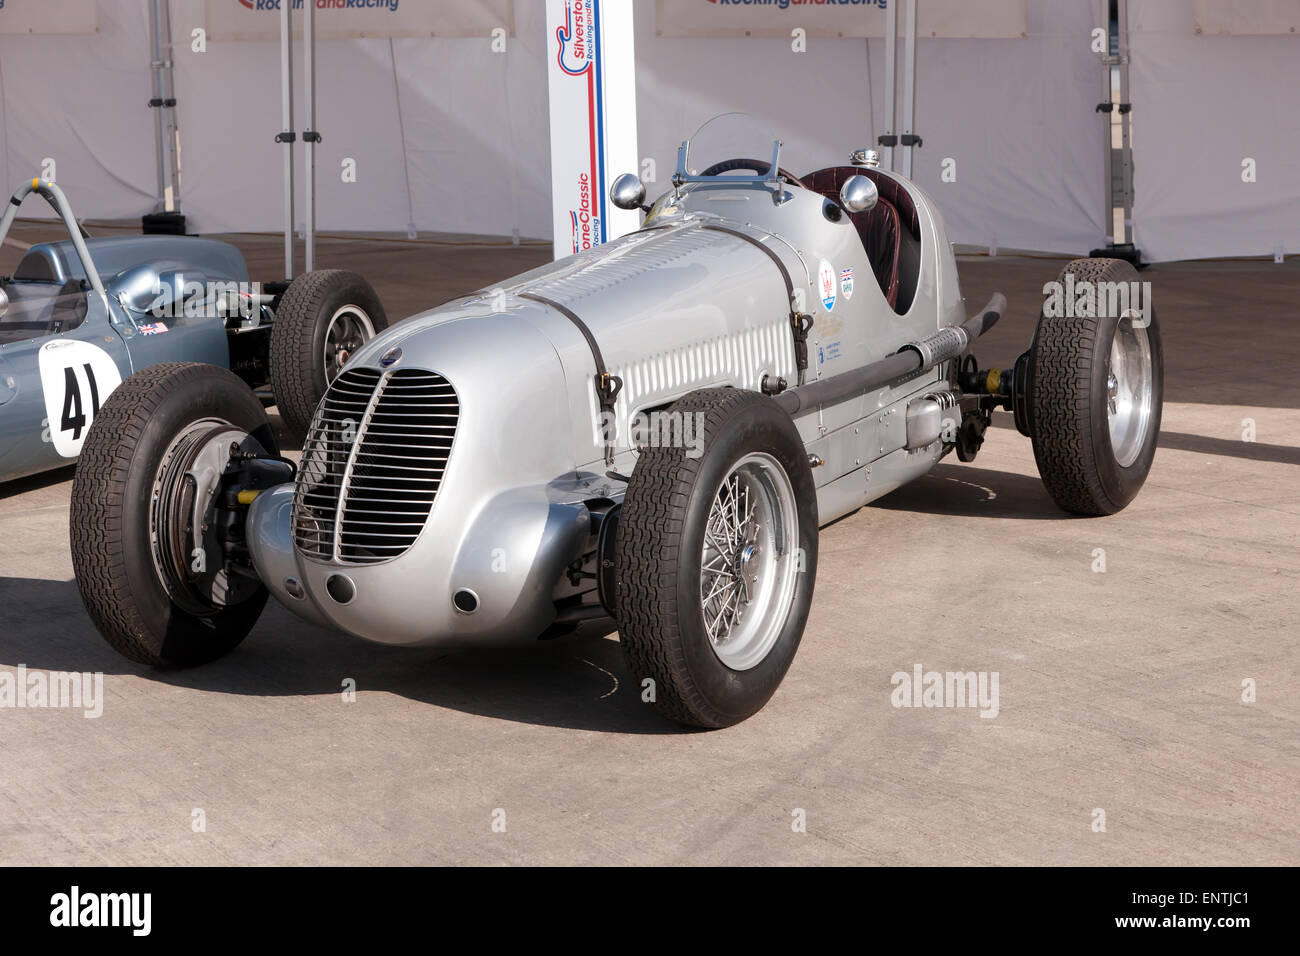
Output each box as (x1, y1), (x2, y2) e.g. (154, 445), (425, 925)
(615, 388), (818, 729)
(699, 453), (800, 671)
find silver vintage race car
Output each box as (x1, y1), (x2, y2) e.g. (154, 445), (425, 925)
(0, 179), (387, 483)
(69, 114), (1163, 728)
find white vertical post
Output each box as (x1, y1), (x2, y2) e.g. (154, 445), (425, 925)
(543, 0), (639, 261)
(901, 0), (918, 179)
(278, 0), (295, 279)
(882, 0), (896, 171)
(304, 0), (317, 273)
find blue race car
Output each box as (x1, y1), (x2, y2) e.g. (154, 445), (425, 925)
(0, 178), (387, 483)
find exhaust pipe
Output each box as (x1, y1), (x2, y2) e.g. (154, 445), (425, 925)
(774, 294), (1005, 416)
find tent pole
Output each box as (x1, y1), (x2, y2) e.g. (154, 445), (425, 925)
(1115, 0), (1135, 249)
(901, 0), (917, 179)
(882, 0), (896, 171)
(304, 0), (318, 273)
(278, 0), (296, 280)
(1090, 0), (1141, 265)
(159, 0), (181, 214)
(148, 0), (166, 211)
(1100, 0), (1115, 244)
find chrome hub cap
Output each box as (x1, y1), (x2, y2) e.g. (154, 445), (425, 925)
(1105, 315), (1155, 467)
(699, 452), (799, 671)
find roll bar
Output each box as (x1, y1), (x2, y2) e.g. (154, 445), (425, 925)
(0, 179), (106, 299)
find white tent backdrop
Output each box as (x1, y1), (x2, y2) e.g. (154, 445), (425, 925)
(635, 1), (1104, 257)
(0, 1), (157, 221)
(1, 1), (1290, 261)
(1127, 0), (1300, 261)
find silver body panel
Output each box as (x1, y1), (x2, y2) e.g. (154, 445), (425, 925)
(251, 169), (967, 647)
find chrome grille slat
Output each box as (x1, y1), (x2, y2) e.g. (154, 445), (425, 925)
(337, 530), (433, 539)
(338, 522), (430, 528)
(366, 413), (459, 420)
(355, 429), (457, 438)
(292, 367), (458, 564)
(324, 503), (432, 509)
(343, 457), (449, 468)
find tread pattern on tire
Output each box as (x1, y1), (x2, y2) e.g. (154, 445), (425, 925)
(269, 270), (386, 439)
(70, 362), (266, 667)
(615, 388), (777, 728)
(1031, 257), (1126, 516)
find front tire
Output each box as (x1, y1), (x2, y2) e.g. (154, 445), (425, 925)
(615, 388), (818, 728)
(1030, 257), (1164, 515)
(269, 270), (387, 439)
(71, 363), (276, 667)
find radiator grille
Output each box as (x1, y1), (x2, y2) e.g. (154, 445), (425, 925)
(292, 367), (458, 564)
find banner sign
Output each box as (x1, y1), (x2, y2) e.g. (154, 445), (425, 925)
(544, 0), (640, 260)
(204, 0), (514, 41)
(0, 0), (98, 35)
(1195, 0), (1300, 36)
(655, 0), (1027, 39)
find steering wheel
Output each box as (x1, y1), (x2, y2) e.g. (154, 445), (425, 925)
(697, 158), (808, 191)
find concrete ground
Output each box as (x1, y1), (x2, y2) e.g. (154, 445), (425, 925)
(1, 222), (1296, 865)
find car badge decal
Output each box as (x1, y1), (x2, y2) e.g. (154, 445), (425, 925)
(840, 267), (854, 301)
(380, 347), (402, 368)
(818, 259), (836, 312)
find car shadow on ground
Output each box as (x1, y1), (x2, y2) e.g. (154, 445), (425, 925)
(0, 577), (684, 735)
(1158, 430), (1300, 466)
(0, 465), (76, 500)
(873, 461), (1070, 520)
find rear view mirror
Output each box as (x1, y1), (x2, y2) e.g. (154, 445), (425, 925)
(610, 173), (647, 211)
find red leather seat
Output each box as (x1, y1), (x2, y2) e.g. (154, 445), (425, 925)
(803, 166), (919, 311)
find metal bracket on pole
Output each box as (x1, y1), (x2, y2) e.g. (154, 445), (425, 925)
(303, 0), (318, 274)
(278, 0), (296, 280)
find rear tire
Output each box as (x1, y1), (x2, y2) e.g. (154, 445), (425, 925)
(269, 270), (387, 439)
(1030, 257), (1163, 515)
(615, 389), (818, 728)
(71, 362), (276, 667)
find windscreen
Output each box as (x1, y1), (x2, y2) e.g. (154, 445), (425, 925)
(682, 113), (781, 179)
